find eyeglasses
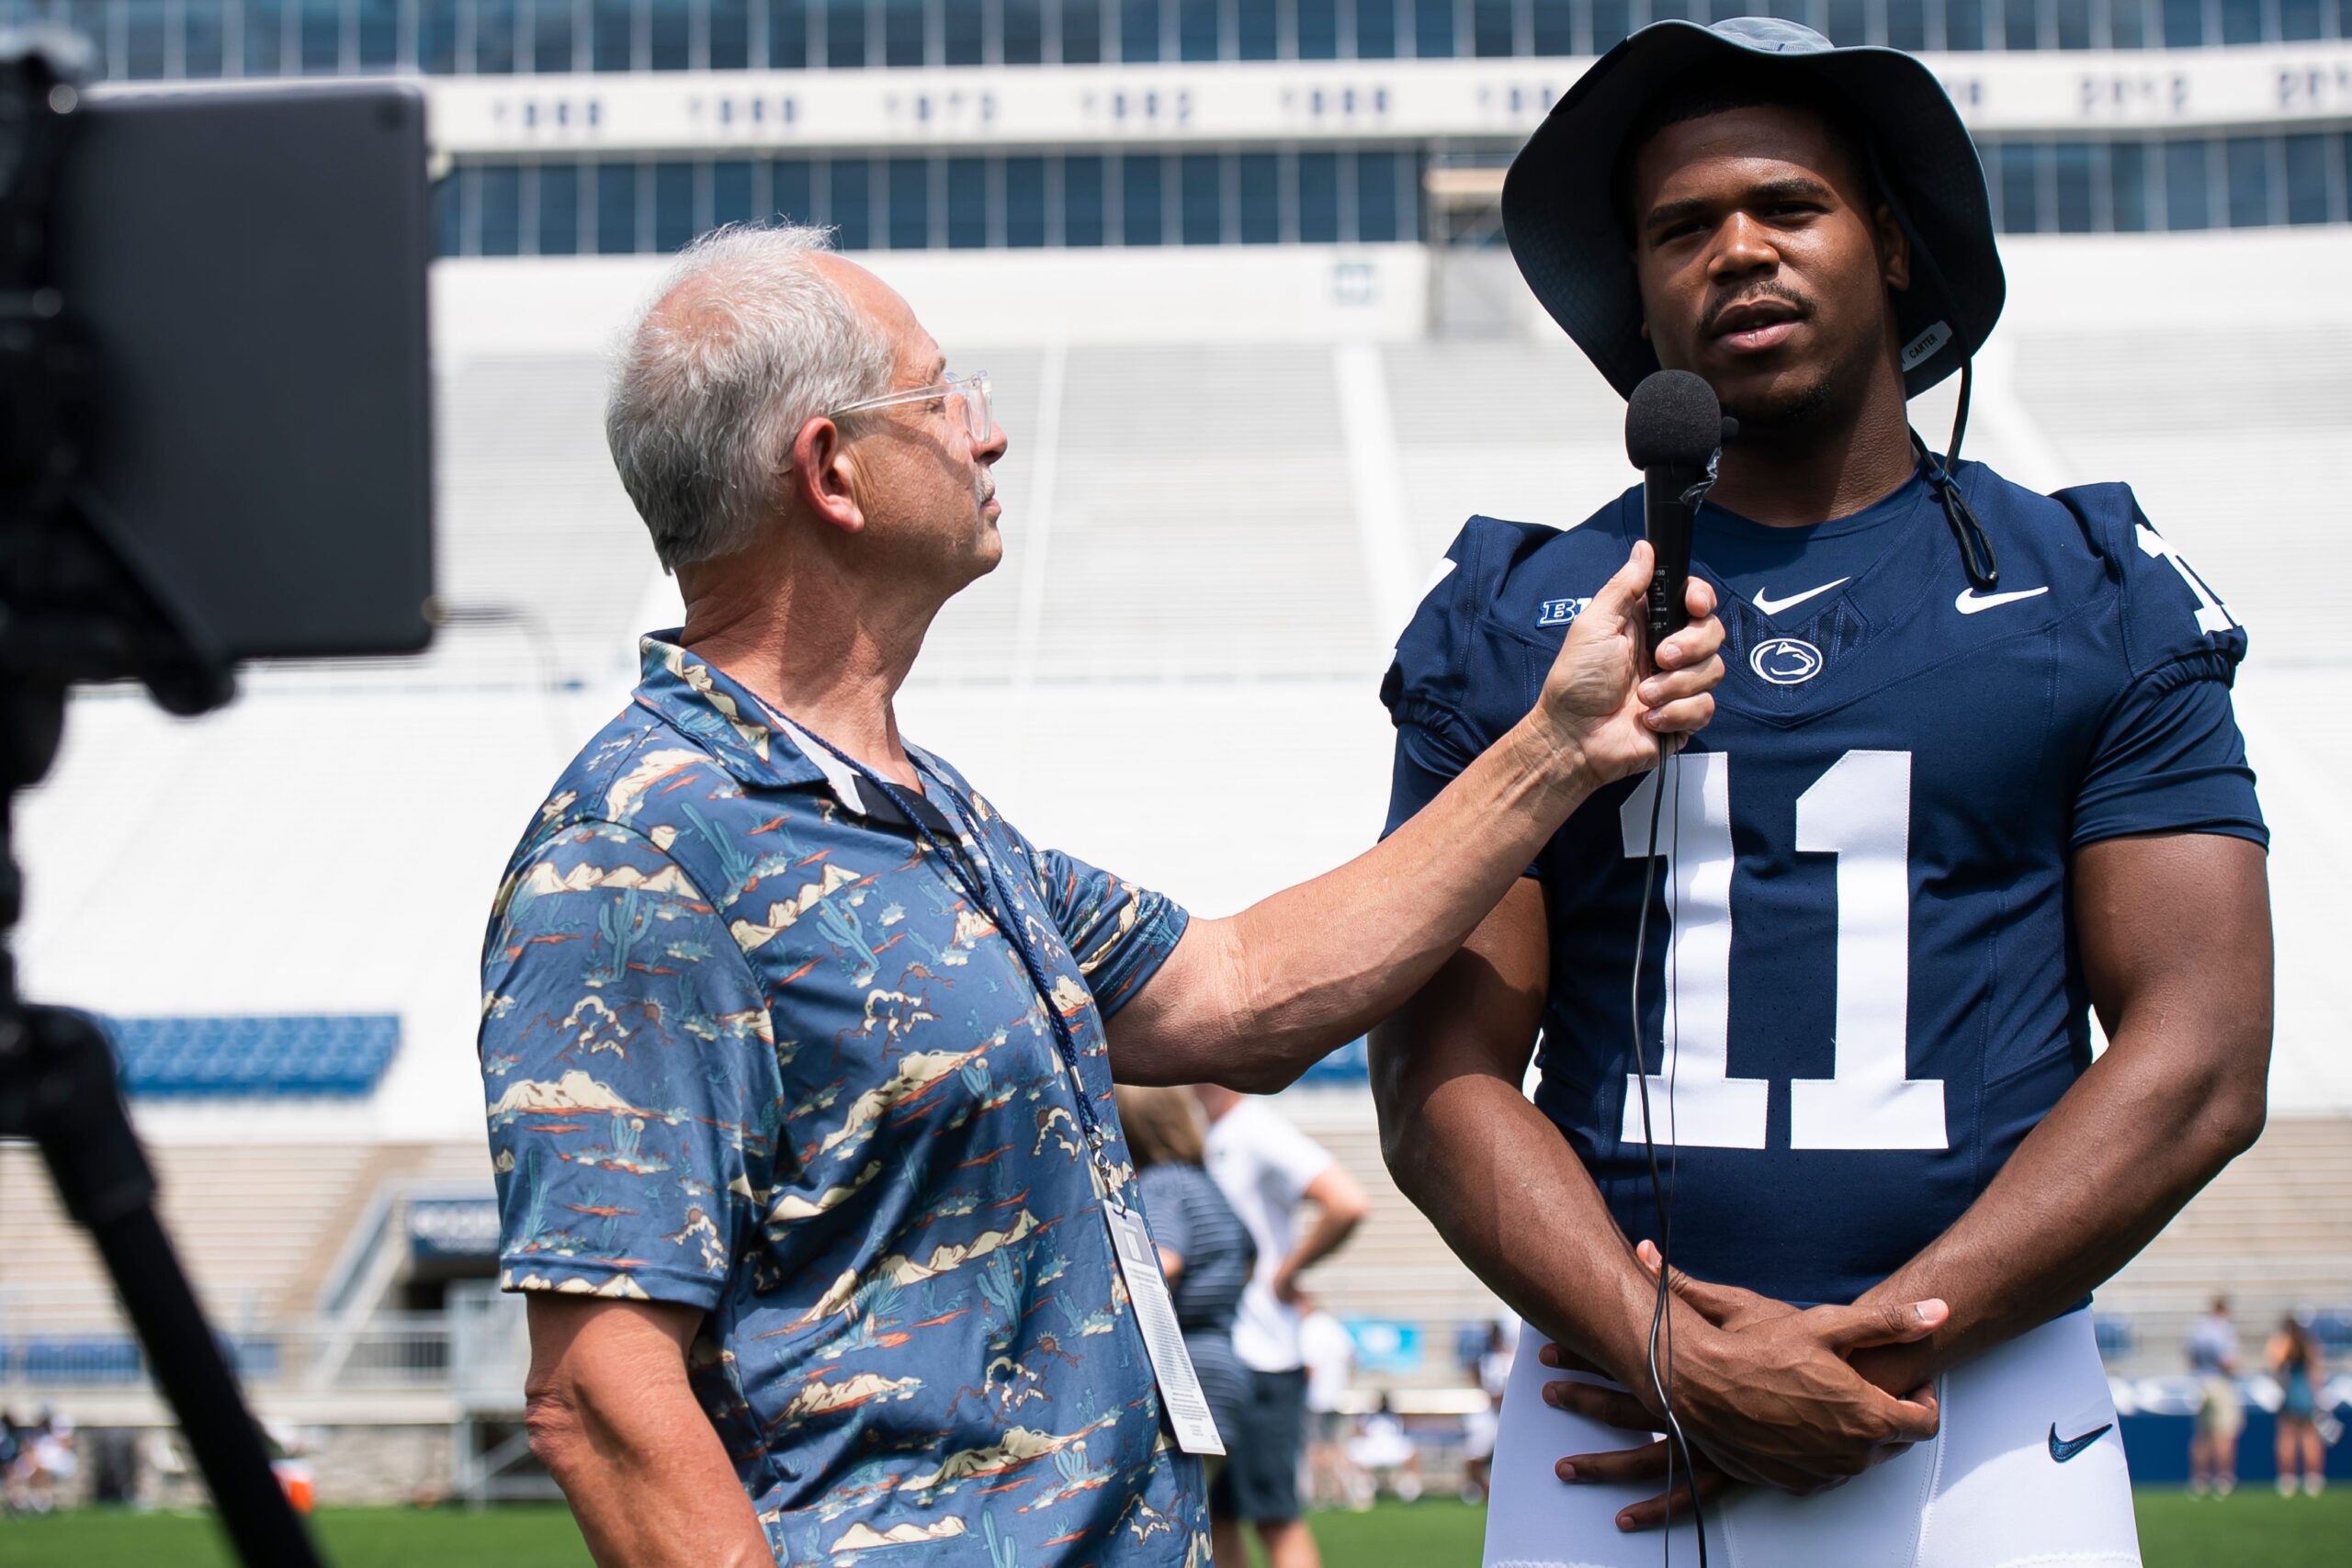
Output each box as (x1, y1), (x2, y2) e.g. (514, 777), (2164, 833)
(827, 371), (995, 446)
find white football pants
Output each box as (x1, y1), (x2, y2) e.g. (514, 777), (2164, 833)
(1485, 1308), (2139, 1568)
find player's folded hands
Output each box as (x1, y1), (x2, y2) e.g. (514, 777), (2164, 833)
(1539, 1242), (1948, 1529)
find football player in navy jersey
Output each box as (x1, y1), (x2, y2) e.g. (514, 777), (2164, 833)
(1370, 19), (2271, 1567)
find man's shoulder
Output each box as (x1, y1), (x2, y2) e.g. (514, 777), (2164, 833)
(1438, 490), (1645, 621)
(512, 698), (748, 866)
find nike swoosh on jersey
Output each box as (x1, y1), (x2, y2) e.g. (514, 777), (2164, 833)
(1955, 586), (2052, 615)
(1752, 579), (1851, 616)
(2047, 1421), (2113, 1463)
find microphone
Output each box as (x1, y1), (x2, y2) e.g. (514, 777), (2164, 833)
(1624, 370), (1729, 657)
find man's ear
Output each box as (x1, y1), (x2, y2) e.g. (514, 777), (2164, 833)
(1875, 203), (1911, 292)
(789, 418), (866, 536)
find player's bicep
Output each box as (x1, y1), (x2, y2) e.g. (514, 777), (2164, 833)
(1370, 876), (1549, 1113)
(2072, 831), (2271, 1051)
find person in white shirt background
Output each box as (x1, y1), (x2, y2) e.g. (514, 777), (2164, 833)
(1295, 1296), (1363, 1509)
(1194, 1086), (1371, 1568)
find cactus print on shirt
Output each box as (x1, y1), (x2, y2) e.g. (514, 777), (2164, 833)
(481, 634), (1210, 1566)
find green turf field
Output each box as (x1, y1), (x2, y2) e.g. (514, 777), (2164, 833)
(0, 1492), (2341, 1566)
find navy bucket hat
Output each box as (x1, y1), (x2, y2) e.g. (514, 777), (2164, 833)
(1502, 17), (2005, 403)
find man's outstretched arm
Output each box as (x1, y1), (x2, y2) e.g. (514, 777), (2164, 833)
(1109, 544), (1722, 1090)
(525, 1297), (775, 1568)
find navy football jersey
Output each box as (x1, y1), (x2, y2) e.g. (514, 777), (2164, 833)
(1382, 463), (2265, 1306)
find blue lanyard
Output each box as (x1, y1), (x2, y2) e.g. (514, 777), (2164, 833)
(783, 719), (1122, 1181)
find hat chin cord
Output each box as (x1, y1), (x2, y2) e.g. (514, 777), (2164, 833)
(1911, 359), (2001, 592)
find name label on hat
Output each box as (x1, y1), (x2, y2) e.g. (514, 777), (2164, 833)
(1901, 321), (1953, 371)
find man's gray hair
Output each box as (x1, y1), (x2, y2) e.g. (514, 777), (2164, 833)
(606, 224), (894, 570)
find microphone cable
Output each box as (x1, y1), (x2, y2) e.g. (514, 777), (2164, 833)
(1626, 729), (1707, 1568)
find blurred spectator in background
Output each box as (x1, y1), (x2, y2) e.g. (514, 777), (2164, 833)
(1115, 1085), (1256, 1481)
(1296, 1295), (1361, 1508)
(2267, 1312), (2329, 1496)
(1345, 1393), (1422, 1503)
(89, 1427), (141, 1506)
(1459, 1318), (1516, 1504)
(1195, 1086), (1371, 1568)
(2188, 1295), (2244, 1496)
(25, 1410), (76, 1512)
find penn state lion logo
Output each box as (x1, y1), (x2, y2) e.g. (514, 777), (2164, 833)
(1749, 637), (1824, 686)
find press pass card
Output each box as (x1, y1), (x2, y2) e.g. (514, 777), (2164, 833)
(1104, 1202), (1227, 1457)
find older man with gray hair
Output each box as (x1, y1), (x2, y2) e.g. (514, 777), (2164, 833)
(478, 225), (1724, 1567)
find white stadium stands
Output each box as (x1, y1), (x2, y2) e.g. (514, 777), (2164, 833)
(1, 225), (2347, 1492)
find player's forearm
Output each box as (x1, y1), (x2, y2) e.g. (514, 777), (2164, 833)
(532, 1359), (773, 1566)
(1173, 714), (1593, 1090)
(1855, 1017), (2266, 1385)
(1374, 1033), (1661, 1390)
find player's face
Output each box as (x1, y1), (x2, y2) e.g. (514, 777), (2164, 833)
(1628, 104), (1909, 438)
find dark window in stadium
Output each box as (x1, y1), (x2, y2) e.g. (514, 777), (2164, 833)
(187, 0), (228, 74)
(945, 0), (981, 62)
(713, 160), (756, 226)
(655, 161), (697, 248)
(481, 166), (524, 255)
(1944, 0), (1988, 49)
(299, 0), (338, 73)
(1239, 0), (1279, 58)
(1240, 152), (1282, 243)
(2109, 0), (2152, 47)
(1062, 0), (1104, 62)
(594, 0), (635, 69)
(888, 157), (933, 249)
(831, 157), (874, 247)
(1590, 0), (1632, 53)
(1532, 0), (1577, 54)
(1414, 0), (1458, 59)
(1825, 0), (1868, 46)
(2165, 140), (2211, 230)
(2109, 141), (2152, 231)
(1998, 142), (2043, 232)
(539, 164), (582, 254)
(1065, 155), (1108, 245)
(773, 158), (815, 226)
(2279, 0), (2326, 36)
(122, 0), (163, 77)
(824, 0), (868, 65)
(2002, 0), (2041, 49)
(1003, 0), (1046, 63)
(883, 0), (925, 67)
(1182, 152), (1223, 244)
(1887, 0), (1928, 51)
(1122, 153), (1164, 244)
(2159, 0), (2202, 46)
(770, 0), (811, 66)
(1179, 0), (1219, 59)
(432, 173), (461, 259)
(534, 0), (579, 71)
(1006, 157), (1049, 246)
(2226, 137), (2273, 228)
(1473, 0), (1516, 56)
(2055, 0), (2093, 47)
(1123, 0), (1163, 62)
(485, 0), (525, 71)
(1298, 0), (1342, 59)
(1357, 0), (1400, 56)
(1297, 151), (1341, 241)
(597, 163), (640, 253)
(948, 156), (990, 248)
(1357, 149), (1403, 241)
(2283, 136), (2330, 225)
(2053, 141), (2095, 231)
(651, 0), (692, 70)
(2219, 0), (2265, 43)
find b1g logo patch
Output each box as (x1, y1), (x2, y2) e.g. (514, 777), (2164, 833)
(1536, 597), (1589, 628)
(1750, 636), (1824, 686)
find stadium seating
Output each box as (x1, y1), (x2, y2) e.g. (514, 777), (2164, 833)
(103, 1015), (401, 1100)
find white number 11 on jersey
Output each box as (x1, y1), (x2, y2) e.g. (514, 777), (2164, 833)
(1618, 750), (1948, 1153)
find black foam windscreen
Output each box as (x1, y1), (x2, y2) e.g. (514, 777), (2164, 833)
(1624, 369), (1724, 471)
